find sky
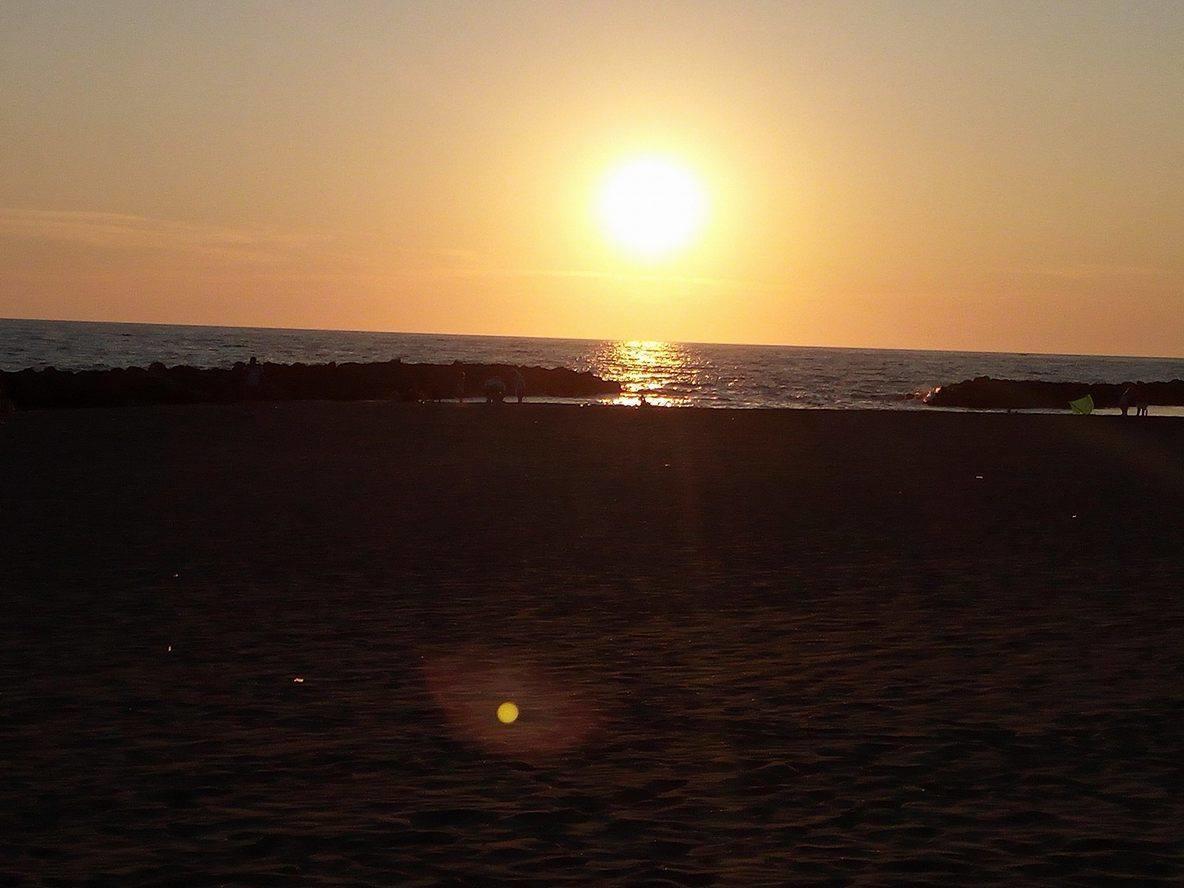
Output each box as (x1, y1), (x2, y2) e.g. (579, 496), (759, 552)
(1, 0), (1181, 355)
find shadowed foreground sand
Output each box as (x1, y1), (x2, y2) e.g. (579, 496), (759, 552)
(2, 403), (1182, 886)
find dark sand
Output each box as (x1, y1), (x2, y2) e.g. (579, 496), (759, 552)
(2, 403), (1182, 885)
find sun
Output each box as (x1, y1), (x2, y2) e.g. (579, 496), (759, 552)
(597, 156), (707, 260)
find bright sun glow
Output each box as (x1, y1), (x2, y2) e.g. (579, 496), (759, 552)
(597, 157), (707, 259)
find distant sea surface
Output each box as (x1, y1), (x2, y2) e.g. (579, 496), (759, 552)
(4, 317), (1184, 410)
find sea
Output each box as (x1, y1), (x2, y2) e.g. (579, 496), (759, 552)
(4, 317), (1184, 411)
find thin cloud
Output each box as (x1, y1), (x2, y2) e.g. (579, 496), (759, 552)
(0, 208), (339, 263)
(0, 208), (496, 271)
(1011, 263), (1168, 280)
(431, 264), (756, 291)
(1, 208), (757, 290)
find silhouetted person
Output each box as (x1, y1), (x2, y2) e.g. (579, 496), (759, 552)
(247, 356), (262, 391)
(0, 380), (13, 420)
(1136, 387), (1149, 416)
(483, 377), (505, 403)
(1119, 387), (1132, 416)
(512, 368), (525, 404)
(456, 368), (466, 403)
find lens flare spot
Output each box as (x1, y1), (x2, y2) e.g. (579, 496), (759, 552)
(497, 701), (519, 724)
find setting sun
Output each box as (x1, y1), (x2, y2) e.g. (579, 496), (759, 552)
(597, 157), (708, 260)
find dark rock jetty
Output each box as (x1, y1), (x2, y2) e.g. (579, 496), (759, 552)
(925, 376), (1184, 410)
(0, 359), (620, 410)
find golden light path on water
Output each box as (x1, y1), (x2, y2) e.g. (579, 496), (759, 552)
(588, 340), (698, 407)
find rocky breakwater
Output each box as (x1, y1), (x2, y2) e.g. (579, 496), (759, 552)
(925, 376), (1184, 410)
(0, 360), (621, 410)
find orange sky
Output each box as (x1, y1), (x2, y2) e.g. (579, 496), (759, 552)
(2, 1), (1181, 355)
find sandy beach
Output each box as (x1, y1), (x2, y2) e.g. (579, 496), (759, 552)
(2, 403), (1181, 885)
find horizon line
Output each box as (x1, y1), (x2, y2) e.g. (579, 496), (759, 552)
(3, 313), (1184, 364)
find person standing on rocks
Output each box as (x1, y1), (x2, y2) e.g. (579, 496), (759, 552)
(512, 368), (526, 404)
(238, 356), (265, 400)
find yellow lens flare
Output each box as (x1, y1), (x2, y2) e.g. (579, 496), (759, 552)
(597, 156), (707, 260)
(496, 701), (519, 724)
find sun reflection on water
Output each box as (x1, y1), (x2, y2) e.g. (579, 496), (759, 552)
(590, 340), (698, 407)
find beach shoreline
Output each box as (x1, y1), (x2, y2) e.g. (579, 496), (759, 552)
(3, 403), (1181, 884)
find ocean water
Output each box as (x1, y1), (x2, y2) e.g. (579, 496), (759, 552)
(4, 317), (1184, 410)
